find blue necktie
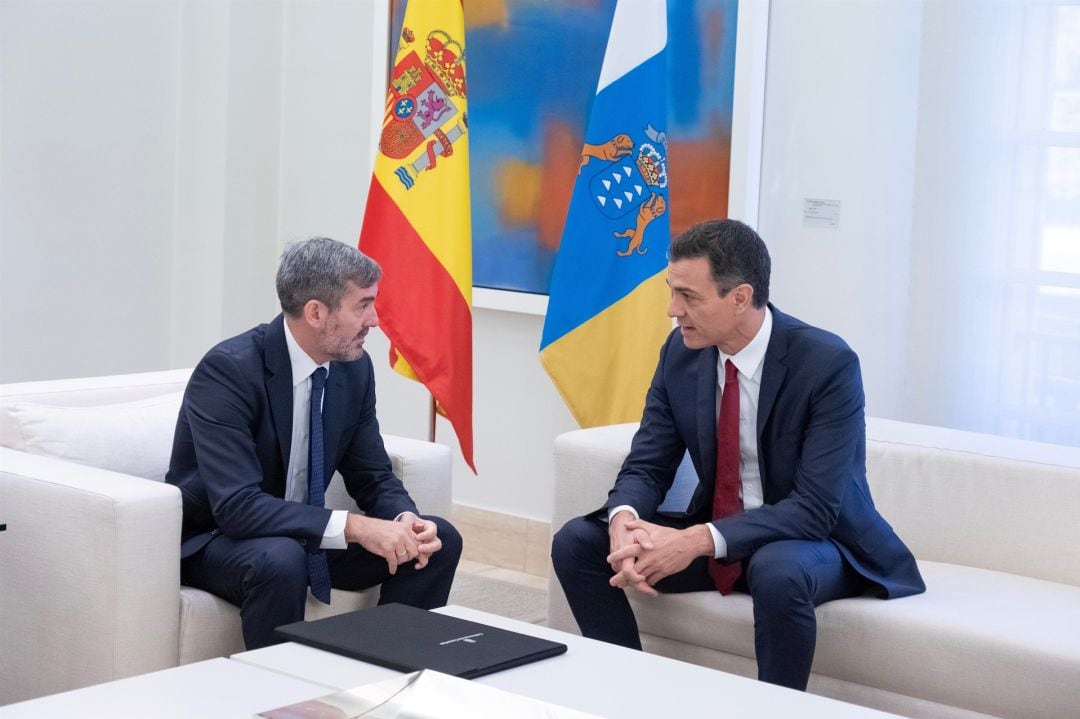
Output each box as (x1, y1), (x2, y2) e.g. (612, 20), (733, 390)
(307, 367), (332, 604)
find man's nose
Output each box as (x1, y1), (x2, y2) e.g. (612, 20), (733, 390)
(368, 305), (380, 328)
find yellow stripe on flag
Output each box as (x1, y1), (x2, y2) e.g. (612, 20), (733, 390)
(390, 352), (420, 382)
(540, 270), (671, 427)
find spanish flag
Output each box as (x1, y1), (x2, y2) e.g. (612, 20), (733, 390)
(540, 2), (670, 428)
(359, 0), (474, 471)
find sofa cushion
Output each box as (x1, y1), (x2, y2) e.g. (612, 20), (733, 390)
(630, 588), (757, 659)
(632, 560), (1080, 719)
(177, 585), (379, 665)
(816, 561), (1080, 719)
(177, 587), (247, 665)
(7, 392), (183, 481)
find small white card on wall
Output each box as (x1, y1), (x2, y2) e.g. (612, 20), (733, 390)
(803, 198), (841, 228)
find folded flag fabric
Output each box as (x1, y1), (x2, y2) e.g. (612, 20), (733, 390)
(541, 1), (671, 428)
(359, 0), (474, 471)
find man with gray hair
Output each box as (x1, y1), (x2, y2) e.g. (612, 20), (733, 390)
(167, 237), (461, 650)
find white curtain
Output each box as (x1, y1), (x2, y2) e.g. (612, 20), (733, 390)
(903, 0), (1080, 447)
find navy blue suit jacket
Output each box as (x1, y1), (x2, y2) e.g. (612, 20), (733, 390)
(167, 315), (418, 558)
(605, 306), (924, 599)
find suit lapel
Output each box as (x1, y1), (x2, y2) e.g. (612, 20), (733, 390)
(697, 345), (719, 489)
(264, 315), (294, 474)
(320, 363), (350, 480)
(757, 305), (789, 469)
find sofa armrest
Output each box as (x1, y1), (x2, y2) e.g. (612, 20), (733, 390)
(548, 423), (637, 634)
(0, 448), (182, 702)
(383, 434), (453, 518)
(324, 435), (453, 519)
(552, 423), (638, 530)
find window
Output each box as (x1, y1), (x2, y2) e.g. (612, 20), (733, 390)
(998, 2), (1080, 445)
(903, 0), (1080, 448)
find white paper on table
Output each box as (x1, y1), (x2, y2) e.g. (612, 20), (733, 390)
(278, 669), (602, 719)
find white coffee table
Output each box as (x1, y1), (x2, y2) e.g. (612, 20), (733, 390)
(232, 605), (902, 718)
(0, 657), (329, 718)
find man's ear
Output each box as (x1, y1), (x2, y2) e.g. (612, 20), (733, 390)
(302, 299), (326, 327)
(732, 283), (754, 313)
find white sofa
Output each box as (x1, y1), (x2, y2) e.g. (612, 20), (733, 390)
(547, 419), (1080, 719)
(0, 369), (452, 705)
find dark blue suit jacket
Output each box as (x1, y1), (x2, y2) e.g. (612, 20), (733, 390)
(167, 315), (418, 558)
(605, 306), (925, 598)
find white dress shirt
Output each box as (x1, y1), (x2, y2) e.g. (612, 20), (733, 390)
(609, 308), (774, 559)
(705, 306), (772, 557)
(283, 320), (348, 549)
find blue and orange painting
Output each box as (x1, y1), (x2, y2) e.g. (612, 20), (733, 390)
(390, 0), (739, 295)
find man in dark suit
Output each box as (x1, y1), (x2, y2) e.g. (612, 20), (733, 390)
(551, 219), (924, 690)
(167, 237), (461, 650)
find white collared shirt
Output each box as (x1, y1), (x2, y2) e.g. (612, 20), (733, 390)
(706, 306), (773, 557)
(283, 320), (348, 549)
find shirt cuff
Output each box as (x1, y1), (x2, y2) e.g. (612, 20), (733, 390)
(706, 523), (728, 559)
(320, 510), (348, 550)
(607, 505), (639, 523)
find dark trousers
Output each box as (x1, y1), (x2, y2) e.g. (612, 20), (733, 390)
(550, 514), (867, 691)
(181, 515), (462, 650)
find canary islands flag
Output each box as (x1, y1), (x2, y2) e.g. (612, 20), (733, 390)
(540, 2), (670, 428)
(359, 0), (474, 471)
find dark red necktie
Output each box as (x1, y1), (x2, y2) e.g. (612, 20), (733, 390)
(709, 359), (742, 594)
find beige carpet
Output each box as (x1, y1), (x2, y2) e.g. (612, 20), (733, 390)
(448, 572), (547, 625)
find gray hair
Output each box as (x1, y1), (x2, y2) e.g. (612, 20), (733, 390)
(276, 237), (381, 316)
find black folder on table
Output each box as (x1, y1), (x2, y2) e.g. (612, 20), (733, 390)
(276, 603), (567, 679)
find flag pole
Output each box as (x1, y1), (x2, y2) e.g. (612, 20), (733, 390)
(429, 396), (437, 443)
(385, 3), (395, 85)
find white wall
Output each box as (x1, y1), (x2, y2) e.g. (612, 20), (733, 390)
(1, 0), (181, 381)
(171, 0), (291, 367)
(0, 0), (294, 379)
(2, 0), (969, 522)
(1, 0), (387, 378)
(757, 0), (922, 420)
(276, 0), (385, 248)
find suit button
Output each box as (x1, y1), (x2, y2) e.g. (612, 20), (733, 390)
(299, 538), (307, 546)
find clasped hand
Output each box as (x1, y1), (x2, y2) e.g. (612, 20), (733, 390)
(345, 511), (442, 574)
(607, 514), (712, 596)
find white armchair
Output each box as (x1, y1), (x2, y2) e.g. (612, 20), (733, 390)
(0, 369), (452, 704)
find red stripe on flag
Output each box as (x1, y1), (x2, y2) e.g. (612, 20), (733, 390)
(360, 180), (474, 471)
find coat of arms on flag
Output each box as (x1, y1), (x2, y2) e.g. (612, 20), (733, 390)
(581, 124), (669, 256)
(381, 29), (468, 191)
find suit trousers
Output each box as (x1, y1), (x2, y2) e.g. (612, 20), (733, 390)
(551, 514), (868, 690)
(181, 515), (462, 650)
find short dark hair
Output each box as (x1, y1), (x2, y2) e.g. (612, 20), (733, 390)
(276, 238), (381, 316)
(669, 219), (770, 308)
